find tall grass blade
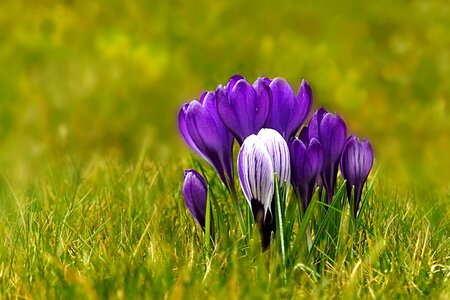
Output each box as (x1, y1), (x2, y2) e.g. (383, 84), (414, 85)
(205, 186), (212, 253)
(357, 166), (379, 222)
(274, 175), (286, 283)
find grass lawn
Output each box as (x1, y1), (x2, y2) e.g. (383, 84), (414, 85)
(0, 152), (449, 299)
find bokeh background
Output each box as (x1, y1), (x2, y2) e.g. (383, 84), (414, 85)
(0, 1), (449, 193)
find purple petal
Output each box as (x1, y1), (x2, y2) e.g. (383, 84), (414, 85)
(317, 112), (347, 203)
(218, 79), (268, 145)
(289, 138), (307, 190)
(202, 92), (235, 184)
(298, 125), (309, 144)
(183, 169), (207, 228)
(226, 74), (245, 97)
(285, 79), (313, 139)
(305, 138), (324, 182)
(199, 91), (208, 104)
(178, 103), (208, 162)
(186, 100), (228, 184)
(340, 136), (374, 185)
(217, 78), (270, 144)
(266, 77), (295, 138)
(362, 139), (374, 178)
(230, 79), (259, 139)
(262, 77), (272, 85)
(216, 85), (242, 142)
(340, 135), (358, 184)
(289, 137), (323, 211)
(203, 92), (228, 140)
(186, 101), (223, 155)
(340, 136), (374, 216)
(308, 107), (328, 141)
(319, 113), (347, 167)
(251, 78), (271, 129)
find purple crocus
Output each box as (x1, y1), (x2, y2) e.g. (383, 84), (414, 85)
(340, 136), (374, 218)
(216, 75), (271, 145)
(290, 136), (323, 212)
(178, 92), (235, 190)
(238, 128), (290, 250)
(308, 108), (347, 204)
(265, 78), (312, 141)
(182, 169), (208, 229)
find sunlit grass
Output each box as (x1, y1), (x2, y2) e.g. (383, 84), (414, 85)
(0, 152), (448, 298)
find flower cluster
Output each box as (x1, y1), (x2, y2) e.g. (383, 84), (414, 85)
(179, 75), (373, 250)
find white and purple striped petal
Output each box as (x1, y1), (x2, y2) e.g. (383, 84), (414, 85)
(238, 128), (291, 218)
(257, 128), (291, 186)
(238, 135), (274, 216)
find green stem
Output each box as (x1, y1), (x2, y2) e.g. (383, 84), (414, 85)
(306, 224), (312, 251)
(246, 202), (252, 240)
(205, 186), (212, 254)
(227, 178), (246, 237)
(274, 176), (286, 283)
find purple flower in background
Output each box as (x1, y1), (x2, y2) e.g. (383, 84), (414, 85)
(182, 169), (208, 229)
(340, 136), (374, 218)
(290, 136), (323, 212)
(238, 128), (290, 250)
(308, 108), (347, 204)
(265, 78), (312, 140)
(216, 75), (271, 144)
(308, 107), (327, 141)
(178, 92), (235, 189)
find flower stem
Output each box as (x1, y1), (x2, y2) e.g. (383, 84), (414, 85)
(306, 224), (312, 251)
(274, 175), (286, 284)
(227, 179), (246, 237)
(205, 186), (212, 254)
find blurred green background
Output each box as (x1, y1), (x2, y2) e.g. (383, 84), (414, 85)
(0, 1), (449, 192)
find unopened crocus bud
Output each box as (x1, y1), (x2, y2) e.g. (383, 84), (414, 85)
(340, 136), (374, 218)
(308, 108), (347, 204)
(290, 137), (323, 212)
(178, 92), (235, 190)
(182, 169), (208, 229)
(238, 128), (290, 250)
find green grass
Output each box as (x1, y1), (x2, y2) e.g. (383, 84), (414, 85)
(0, 153), (448, 299)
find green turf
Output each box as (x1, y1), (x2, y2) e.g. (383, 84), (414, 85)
(0, 156), (448, 298)
(0, 1), (449, 299)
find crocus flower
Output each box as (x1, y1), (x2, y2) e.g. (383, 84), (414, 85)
(178, 92), (235, 189)
(290, 137), (323, 212)
(257, 128), (291, 186)
(182, 169), (208, 229)
(238, 128), (290, 250)
(216, 75), (271, 144)
(340, 136), (374, 218)
(308, 108), (347, 204)
(265, 78), (312, 141)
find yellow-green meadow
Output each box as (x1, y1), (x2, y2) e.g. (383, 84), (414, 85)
(0, 1), (448, 298)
